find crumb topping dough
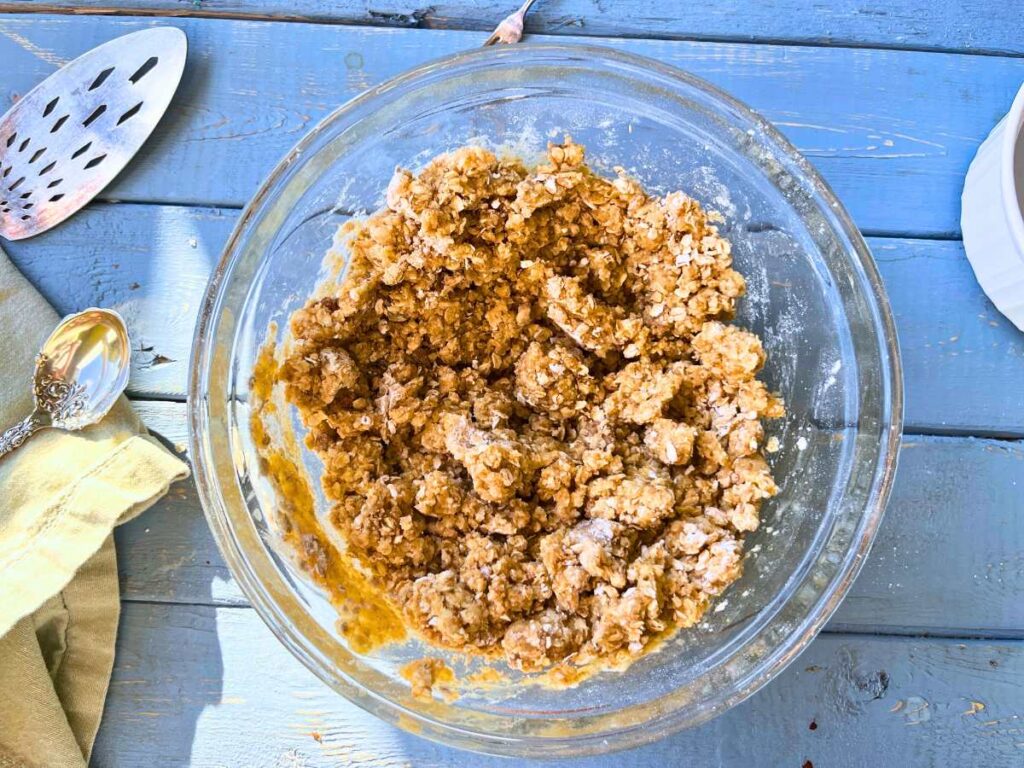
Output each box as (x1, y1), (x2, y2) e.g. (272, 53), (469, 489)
(277, 140), (783, 671)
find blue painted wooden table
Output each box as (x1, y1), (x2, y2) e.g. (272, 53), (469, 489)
(2, 2), (1023, 765)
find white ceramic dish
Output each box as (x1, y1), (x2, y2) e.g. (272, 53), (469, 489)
(962, 82), (1024, 331)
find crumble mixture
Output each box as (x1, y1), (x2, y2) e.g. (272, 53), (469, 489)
(400, 657), (456, 701)
(275, 140), (783, 672)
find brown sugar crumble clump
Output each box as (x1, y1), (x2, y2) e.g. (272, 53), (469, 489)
(400, 657), (455, 700)
(279, 140), (784, 671)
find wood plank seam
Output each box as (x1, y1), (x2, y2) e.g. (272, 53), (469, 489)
(824, 624), (1024, 642)
(126, 391), (1024, 443)
(80, 198), (969, 244)
(3, 3), (1024, 60)
(114, 594), (1024, 642)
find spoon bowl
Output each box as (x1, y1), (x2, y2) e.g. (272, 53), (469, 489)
(0, 308), (130, 458)
(35, 308), (131, 430)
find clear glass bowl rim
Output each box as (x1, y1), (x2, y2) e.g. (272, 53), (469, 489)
(188, 43), (904, 757)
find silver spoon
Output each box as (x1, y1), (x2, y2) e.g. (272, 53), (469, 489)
(0, 308), (130, 459)
(0, 27), (187, 241)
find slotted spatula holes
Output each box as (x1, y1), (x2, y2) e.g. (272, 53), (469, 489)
(82, 104), (106, 128)
(129, 57), (159, 84)
(0, 27), (187, 239)
(89, 67), (115, 91)
(117, 102), (143, 126)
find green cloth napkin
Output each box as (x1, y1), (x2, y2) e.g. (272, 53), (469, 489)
(0, 248), (189, 767)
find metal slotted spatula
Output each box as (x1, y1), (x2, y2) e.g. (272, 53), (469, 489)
(0, 27), (187, 241)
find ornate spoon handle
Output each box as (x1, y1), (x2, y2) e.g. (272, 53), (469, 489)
(0, 411), (47, 459)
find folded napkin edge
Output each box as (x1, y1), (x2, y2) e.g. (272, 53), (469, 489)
(0, 435), (189, 639)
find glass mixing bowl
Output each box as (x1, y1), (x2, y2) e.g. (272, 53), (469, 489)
(188, 45), (902, 756)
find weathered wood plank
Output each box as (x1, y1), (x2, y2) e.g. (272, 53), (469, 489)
(5, 1), (1024, 56)
(1, 14), (1021, 236)
(871, 238), (1024, 437)
(3, 204), (225, 393)
(6, 204), (1023, 434)
(2, 204), (230, 394)
(93, 601), (1024, 766)
(121, 400), (1024, 636)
